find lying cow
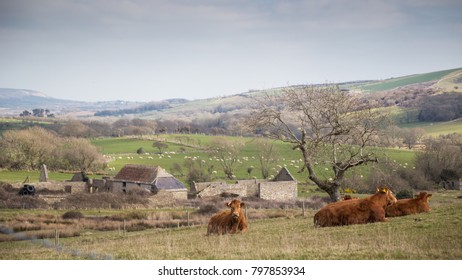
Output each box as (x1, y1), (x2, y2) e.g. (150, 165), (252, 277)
(385, 192), (432, 217)
(314, 187), (397, 227)
(342, 194), (359, 200)
(206, 199), (248, 235)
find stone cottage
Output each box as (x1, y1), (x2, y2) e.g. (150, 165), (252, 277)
(111, 164), (187, 199)
(191, 167), (297, 201)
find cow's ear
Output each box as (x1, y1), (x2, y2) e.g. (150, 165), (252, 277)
(379, 188), (388, 193)
(240, 202), (245, 207)
(427, 194), (432, 199)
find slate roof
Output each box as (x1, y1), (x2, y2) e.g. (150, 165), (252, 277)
(114, 164), (186, 190)
(154, 177), (187, 190)
(114, 164), (159, 183)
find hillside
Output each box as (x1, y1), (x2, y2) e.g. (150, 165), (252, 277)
(0, 88), (69, 108)
(0, 88), (144, 116)
(1, 68), (461, 120)
(351, 68), (462, 93)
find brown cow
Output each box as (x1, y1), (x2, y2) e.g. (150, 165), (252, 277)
(385, 192), (432, 217)
(206, 199), (248, 236)
(314, 187), (397, 227)
(342, 194), (359, 200)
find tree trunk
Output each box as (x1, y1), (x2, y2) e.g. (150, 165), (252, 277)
(326, 187), (341, 202)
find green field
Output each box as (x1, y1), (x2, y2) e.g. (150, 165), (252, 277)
(357, 68), (462, 92)
(0, 190), (461, 259)
(0, 134), (416, 190)
(400, 119), (462, 136)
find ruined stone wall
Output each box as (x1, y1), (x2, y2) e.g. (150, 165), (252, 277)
(167, 189), (188, 200)
(13, 181), (88, 193)
(196, 182), (249, 198)
(235, 180), (261, 197)
(192, 181), (226, 193)
(111, 181), (152, 193)
(193, 179), (295, 201)
(259, 181), (297, 201)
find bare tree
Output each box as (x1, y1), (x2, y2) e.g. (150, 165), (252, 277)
(59, 137), (105, 172)
(247, 85), (388, 201)
(0, 126), (56, 169)
(400, 127), (426, 149)
(254, 138), (279, 179)
(0, 127), (104, 172)
(207, 137), (244, 179)
(153, 141), (168, 154)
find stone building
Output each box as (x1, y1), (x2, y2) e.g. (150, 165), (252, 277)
(111, 164), (187, 199)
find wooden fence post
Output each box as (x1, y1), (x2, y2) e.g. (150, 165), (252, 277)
(123, 219), (126, 236)
(54, 229), (59, 246)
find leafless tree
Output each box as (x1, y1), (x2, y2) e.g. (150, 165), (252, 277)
(0, 127), (104, 172)
(400, 127), (426, 149)
(153, 141), (168, 154)
(207, 137), (244, 179)
(0, 126), (56, 169)
(254, 138), (279, 179)
(247, 85), (389, 201)
(59, 137), (105, 171)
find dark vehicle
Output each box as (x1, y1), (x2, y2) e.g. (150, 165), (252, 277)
(18, 184), (36, 196)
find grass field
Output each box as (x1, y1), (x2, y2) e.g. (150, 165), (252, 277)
(1, 190), (461, 260)
(357, 68), (462, 93)
(0, 135), (417, 195)
(400, 119), (462, 136)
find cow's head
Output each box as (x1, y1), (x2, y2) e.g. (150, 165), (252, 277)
(377, 187), (397, 205)
(226, 199), (245, 221)
(415, 192), (432, 201)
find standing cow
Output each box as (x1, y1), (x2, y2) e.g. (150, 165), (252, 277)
(314, 187), (397, 227)
(206, 199), (248, 236)
(385, 192), (432, 217)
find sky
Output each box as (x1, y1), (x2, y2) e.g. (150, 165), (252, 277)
(1, 0), (461, 102)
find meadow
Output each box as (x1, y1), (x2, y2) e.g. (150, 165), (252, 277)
(0, 134), (416, 190)
(400, 119), (462, 136)
(0, 133), (460, 260)
(0, 190), (461, 260)
(356, 68), (462, 93)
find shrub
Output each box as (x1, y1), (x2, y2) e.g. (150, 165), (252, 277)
(396, 189), (414, 199)
(62, 211), (84, 220)
(197, 204), (220, 215)
(54, 192), (149, 209)
(0, 190), (49, 209)
(111, 211), (148, 221)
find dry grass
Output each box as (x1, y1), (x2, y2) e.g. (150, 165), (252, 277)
(1, 190), (461, 260)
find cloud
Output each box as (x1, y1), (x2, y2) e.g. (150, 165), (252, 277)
(0, 0), (461, 102)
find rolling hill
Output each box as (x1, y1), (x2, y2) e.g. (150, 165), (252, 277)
(350, 67), (462, 93)
(1, 67), (461, 120)
(0, 88), (144, 116)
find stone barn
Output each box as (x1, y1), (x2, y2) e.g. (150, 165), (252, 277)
(112, 164), (187, 199)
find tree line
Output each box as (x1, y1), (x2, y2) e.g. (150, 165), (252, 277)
(2, 85), (460, 201)
(0, 126), (105, 172)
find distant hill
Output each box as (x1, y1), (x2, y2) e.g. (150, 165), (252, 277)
(1, 67), (461, 119)
(0, 88), (143, 116)
(0, 88), (69, 108)
(351, 68), (462, 93)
